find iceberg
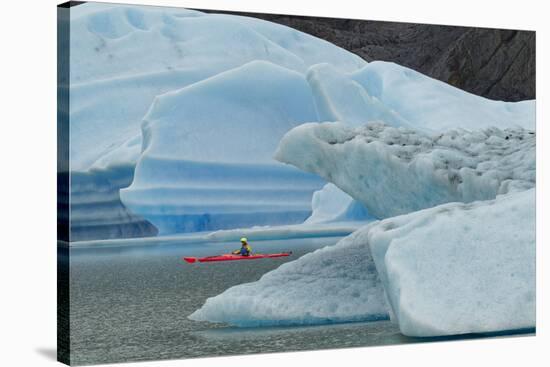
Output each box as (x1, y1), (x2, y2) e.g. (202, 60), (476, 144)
(66, 2), (536, 242)
(191, 189), (535, 335)
(189, 226), (389, 326)
(191, 105), (535, 333)
(66, 2), (368, 238)
(275, 122), (535, 219)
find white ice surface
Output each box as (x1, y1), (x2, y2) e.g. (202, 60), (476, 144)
(276, 122), (535, 219)
(194, 120), (536, 332)
(369, 189), (535, 336)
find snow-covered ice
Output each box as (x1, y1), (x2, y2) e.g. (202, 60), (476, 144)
(275, 61), (533, 227)
(276, 122), (535, 219)
(369, 189), (535, 336)
(189, 226), (389, 326)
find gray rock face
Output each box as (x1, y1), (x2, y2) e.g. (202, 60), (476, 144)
(430, 28), (535, 101)
(203, 10), (535, 102)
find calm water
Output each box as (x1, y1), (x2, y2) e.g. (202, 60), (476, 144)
(67, 237), (530, 365)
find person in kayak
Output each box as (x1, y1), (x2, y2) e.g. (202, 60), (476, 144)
(233, 237), (252, 256)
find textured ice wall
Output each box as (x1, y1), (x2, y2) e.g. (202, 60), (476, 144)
(276, 122), (535, 219)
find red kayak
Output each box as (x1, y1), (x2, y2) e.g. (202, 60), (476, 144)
(183, 252), (292, 264)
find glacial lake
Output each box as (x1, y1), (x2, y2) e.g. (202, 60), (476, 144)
(63, 236), (532, 365)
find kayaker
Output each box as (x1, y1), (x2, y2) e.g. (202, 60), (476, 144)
(233, 237), (252, 256)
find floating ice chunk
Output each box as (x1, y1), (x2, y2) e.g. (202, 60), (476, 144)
(189, 226), (389, 326)
(205, 221), (365, 243)
(191, 189), (535, 335)
(369, 189), (535, 336)
(275, 122), (535, 219)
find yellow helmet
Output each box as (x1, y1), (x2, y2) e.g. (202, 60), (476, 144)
(240, 237), (248, 243)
